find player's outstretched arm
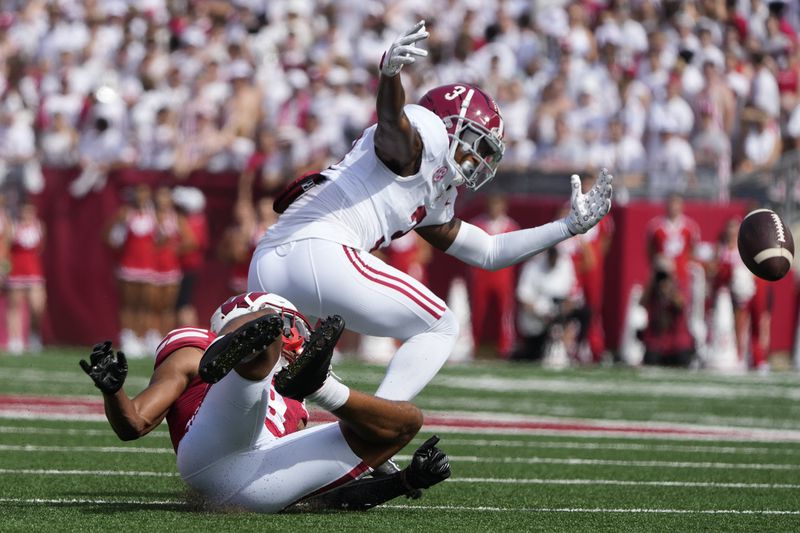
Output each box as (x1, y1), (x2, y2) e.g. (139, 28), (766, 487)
(80, 342), (197, 441)
(418, 169), (613, 271)
(375, 20), (427, 176)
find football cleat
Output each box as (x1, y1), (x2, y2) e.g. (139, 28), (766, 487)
(274, 315), (345, 400)
(199, 313), (284, 384)
(372, 458), (423, 499)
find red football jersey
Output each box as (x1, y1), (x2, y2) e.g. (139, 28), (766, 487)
(154, 327), (309, 452)
(647, 215), (700, 286)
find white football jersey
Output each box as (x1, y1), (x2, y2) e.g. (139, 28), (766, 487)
(258, 104), (459, 252)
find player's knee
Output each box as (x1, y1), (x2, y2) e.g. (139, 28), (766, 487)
(431, 308), (459, 341)
(374, 402), (423, 444)
(393, 402), (424, 445)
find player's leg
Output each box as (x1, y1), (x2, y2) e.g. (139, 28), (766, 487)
(26, 283), (46, 351)
(5, 286), (25, 353)
(179, 311), (287, 471)
(274, 315), (449, 511)
(250, 239), (459, 400)
(468, 274), (489, 355)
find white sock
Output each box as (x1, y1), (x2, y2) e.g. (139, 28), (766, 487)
(308, 377), (350, 412)
(374, 310), (458, 401)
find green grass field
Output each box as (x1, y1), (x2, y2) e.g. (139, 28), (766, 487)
(1, 349), (799, 532)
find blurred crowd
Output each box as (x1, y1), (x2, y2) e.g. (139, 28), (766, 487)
(1, 0), (799, 364)
(0, 0), (799, 208)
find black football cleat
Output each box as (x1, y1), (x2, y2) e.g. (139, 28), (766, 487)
(274, 315), (345, 401)
(199, 313), (284, 384)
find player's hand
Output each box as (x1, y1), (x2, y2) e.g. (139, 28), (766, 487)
(79, 340), (128, 395)
(403, 435), (451, 490)
(379, 20), (428, 77)
(565, 168), (613, 235)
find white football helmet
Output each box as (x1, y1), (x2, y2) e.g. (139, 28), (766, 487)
(210, 292), (311, 357)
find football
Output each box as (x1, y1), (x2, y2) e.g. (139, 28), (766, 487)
(737, 208), (795, 281)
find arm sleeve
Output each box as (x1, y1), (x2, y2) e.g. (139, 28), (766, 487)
(445, 219), (573, 271)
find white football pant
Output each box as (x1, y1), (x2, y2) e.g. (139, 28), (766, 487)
(176, 370), (368, 513)
(249, 238), (459, 400)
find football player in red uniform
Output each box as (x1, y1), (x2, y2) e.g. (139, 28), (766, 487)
(80, 292), (449, 512)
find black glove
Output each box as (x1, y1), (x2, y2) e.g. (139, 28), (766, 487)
(79, 340), (128, 395)
(404, 435), (451, 490)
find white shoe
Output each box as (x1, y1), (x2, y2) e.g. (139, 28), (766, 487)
(7, 338), (24, 356)
(27, 334), (43, 353)
(120, 329), (146, 359)
(144, 329), (162, 355)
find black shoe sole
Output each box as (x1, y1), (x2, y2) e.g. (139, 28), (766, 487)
(274, 315), (345, 400)
(199, 314), (284, 384)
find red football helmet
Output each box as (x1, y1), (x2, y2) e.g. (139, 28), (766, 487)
(211, 292), (311, 359)
(418, 83), (505, 190)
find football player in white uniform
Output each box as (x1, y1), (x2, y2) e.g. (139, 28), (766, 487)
(249, 21), (612, 401)
(80, 292), (450, 513)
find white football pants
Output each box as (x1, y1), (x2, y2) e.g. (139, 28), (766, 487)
(176, 370), (368, 513)
(249, 238), (459, 400)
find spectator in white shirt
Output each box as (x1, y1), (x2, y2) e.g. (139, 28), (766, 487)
(692, 104), (732, 202)
(648, 115), (696, 199)
(749, 50), (781, 119)
(71, 113), (134, 197)
(137, 107), (177, 171)
(40, 111), (79, 167)
(0, 108), (41, 198)
(787, 102), (800, 150)
(736, 106), (782, 174)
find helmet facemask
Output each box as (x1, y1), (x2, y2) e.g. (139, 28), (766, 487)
(442, 89), (505, 190)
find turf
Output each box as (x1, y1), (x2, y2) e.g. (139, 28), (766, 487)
(0, 349), (799, 532)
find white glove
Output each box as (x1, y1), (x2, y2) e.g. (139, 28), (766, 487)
(565, 168), (613, 235)
(380, 20), (429, 77)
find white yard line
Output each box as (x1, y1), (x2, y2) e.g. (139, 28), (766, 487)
(431, 375), (800, 401)
(450, 477), (800, 489)
(382, 504), (800, 515)
(0, 444), (172, 454)
(0, 425), (169, 436)
(2, 440), (795, 458)
(1, 497), (798, 515)
(0, 468), (177, 477)
(439, 438), (800, 455)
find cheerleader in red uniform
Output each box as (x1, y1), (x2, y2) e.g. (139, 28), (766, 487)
(150, 186), (189, 350)
(107, 184), (157, 357)
(6, 201), (46, 354)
